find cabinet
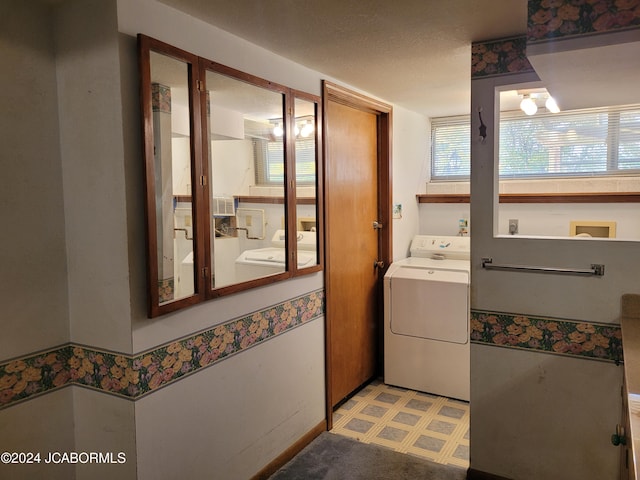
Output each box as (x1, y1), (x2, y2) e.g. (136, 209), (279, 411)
(618, 380), (635, 480)
(619, 295), (640, 479)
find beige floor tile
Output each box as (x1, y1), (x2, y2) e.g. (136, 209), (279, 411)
(331, 379), (469, 468)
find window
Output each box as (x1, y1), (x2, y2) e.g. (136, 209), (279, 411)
(431, 106), (640, 180)
(431, 116), (470, 180)
(255, 136), (316, 185)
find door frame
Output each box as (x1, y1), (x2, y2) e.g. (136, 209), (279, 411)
(322, 80), (392, 429)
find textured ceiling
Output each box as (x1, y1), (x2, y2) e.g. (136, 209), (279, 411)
(158, 0), (528, 118)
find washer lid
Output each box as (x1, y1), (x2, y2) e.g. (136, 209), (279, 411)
(236, 247), (317, 267)
(237, 247), (286, 266)
(270, 230), (317, 250)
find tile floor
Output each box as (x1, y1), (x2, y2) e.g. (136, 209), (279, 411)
(330, 379), (469, 469)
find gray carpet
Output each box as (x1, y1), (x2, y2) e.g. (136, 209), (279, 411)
(269, 432), (468, 480)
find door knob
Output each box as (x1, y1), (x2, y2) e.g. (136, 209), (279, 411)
(373, 221), (383, 230)
(374, 260), (385, 269)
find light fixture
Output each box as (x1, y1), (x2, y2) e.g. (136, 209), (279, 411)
(273, 118), (315, 138)
(300, 120), (314, 138)
(545, 95), (560, 113)
(515, 89), (561, 115)
(520, 94), (538, 116)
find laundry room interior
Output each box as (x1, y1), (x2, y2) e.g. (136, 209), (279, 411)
(349, 29), (640, 478)
(2, 1), (640, 480)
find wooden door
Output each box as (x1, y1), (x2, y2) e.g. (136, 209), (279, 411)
(323, 82), (392, 413)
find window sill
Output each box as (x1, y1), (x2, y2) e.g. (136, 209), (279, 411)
(417, 192), (640, 203)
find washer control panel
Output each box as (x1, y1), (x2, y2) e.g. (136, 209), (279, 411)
(410, 235), (470, 260)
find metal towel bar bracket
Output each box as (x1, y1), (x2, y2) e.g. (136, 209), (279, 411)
(481, 257), (605, 277)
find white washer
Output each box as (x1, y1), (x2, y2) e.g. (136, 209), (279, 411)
(235, 230), (317, 282)
(384, 235), (470, 401)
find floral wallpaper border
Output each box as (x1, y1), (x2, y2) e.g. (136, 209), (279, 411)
(471, 309), (623, 363)
(527, 0), (640, 43)
(151, 83), (171, 114)
(0, 290), (324, 410)
(471, 36), (535, 79)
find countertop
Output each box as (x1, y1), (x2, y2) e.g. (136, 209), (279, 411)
(620, 293), (640, 478)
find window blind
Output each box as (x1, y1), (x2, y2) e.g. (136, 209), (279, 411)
(254, 138), (316, 185)
(431, 106), (640, 180)
(431, 116), (470, 180)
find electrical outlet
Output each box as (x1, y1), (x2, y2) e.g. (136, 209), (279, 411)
(508, 219), (518, 235)
(246, 215), (252, 227)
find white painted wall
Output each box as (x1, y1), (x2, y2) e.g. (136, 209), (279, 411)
(0, 0), (69, 359)
(419, 203), (471, 237)
(419, 202), (640, 239)
(0, 389), (75, 480)
(117, 0), (322, 97)
(472, 345), (622, 480)
(73, 388), (137, 480)
(55, 0), (133, 353)
(469, 70), (639, 479)
(211, 140), (255, 197)
(391, 106), (430, 260)
(497, 203), (640, 239)
(0, 4), (73, 479)
(135, 319), (324, 480)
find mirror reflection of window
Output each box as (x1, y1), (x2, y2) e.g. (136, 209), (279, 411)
(150, 51), (195, 304)
(204, 70), (286, 288)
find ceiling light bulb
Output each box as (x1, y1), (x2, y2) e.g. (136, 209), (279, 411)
(520, 96), (537, 115)
(545, 96), (560, 113)
(300, 120), (314, 138)
(273, 124), (284, 137)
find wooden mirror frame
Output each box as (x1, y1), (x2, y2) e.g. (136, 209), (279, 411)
(139, 34), (323, 317)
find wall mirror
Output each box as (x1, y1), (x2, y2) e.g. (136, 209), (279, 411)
(203, 67), (288, 288)
(139, 35), (322, 317)
(140, 37), (204, 316)
(151, 50), (197, 302)
(293, 95), (321, 274)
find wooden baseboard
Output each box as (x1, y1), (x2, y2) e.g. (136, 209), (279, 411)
(250, 420), (327, 480)
(467, 468), (513, 480)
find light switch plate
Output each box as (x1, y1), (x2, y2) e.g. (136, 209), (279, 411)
(393, 204), (402, 219)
